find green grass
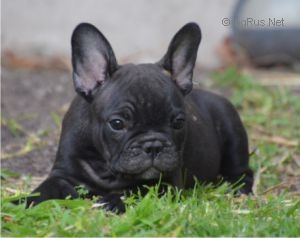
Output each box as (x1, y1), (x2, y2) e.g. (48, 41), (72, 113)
(2, 184), (299, 237)
(1, 67), (300, 236)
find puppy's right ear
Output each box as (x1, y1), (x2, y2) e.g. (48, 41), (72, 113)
(71, 23), (118, 102)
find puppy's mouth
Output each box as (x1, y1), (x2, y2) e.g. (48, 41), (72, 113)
(113, 147), (180, 180)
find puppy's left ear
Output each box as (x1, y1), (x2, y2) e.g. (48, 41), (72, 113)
(158, 23), (201, 95)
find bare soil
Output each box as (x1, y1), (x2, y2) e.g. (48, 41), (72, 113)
(1, 67), (75, 179)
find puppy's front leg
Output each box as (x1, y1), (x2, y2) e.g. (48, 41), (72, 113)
(95, 193), (125, 214)
(23, 176), (79, 207)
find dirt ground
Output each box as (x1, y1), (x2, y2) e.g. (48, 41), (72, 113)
(1, 66), (75, 180)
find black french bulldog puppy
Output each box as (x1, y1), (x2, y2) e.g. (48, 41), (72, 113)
(26, 22), (253, 213)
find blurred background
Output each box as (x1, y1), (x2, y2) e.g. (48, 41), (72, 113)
(2, 0), (300, 68)
(1, 0), (300, 193)
(1, 0), (236, 69)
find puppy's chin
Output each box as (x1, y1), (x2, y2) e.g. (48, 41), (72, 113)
(136, 167), (162, 180)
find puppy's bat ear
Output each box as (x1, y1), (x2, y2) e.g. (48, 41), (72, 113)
(71, 23), (118, 102)
(158, 22), (201, 95)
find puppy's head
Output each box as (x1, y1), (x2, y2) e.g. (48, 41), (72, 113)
(71, 23), (201, 180)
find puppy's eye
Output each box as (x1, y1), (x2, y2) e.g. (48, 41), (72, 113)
(109, 119), (125, 131)
(172, 118), (185, 130)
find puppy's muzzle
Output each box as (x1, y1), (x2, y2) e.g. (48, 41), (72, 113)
(113, 134), (179, 178)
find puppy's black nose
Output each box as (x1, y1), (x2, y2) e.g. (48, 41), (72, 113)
(142, 141), (163, 159)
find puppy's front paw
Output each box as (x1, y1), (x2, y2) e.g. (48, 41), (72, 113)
(93, 194), (125, 214)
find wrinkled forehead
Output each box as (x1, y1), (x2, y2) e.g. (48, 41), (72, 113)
(93, 64), (184, 116)
(114, 64), (171, 90)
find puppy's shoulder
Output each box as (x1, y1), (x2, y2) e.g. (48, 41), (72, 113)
(187, 88), (241, 125)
